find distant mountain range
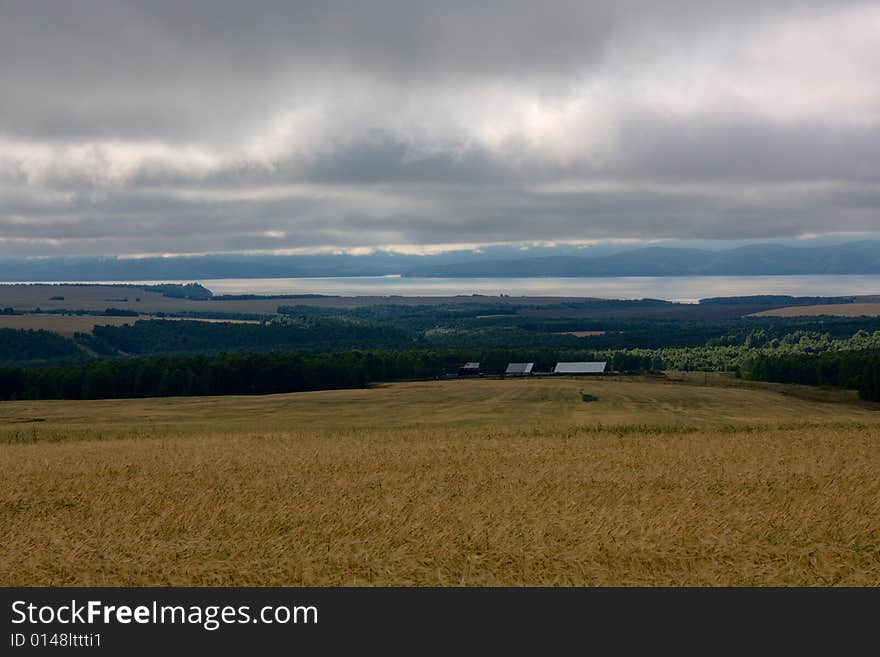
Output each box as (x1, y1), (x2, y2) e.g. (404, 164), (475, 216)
(0, 245), (610, 281)
(4, 241), (880, 281)
(406, 242), (880, 277)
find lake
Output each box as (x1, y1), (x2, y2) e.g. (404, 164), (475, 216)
(18, 274), (880, 303)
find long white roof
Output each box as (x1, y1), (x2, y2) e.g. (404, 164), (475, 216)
(553, 361), (607, 374)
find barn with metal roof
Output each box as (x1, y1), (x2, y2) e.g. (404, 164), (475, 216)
(553, 361), (607, 375)
(505, 362), (534, 376)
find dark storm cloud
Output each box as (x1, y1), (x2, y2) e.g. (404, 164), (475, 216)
(1, 0), (878, 256)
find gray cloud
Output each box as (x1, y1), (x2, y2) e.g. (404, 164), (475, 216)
(1, 0), (879, 256)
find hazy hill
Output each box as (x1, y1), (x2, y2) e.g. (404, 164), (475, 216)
(4, 241), (880, 280)
(0, 244), (622, 281)
(405, 242), (880, 277)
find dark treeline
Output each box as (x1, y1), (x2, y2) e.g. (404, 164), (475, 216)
(143, 283), (213, 299)
(156, 310), (272, 321)
(277, 302), (520, 327)
(7, 343), (880, 402)
(744, 350), (880, 401)
(0, 328), (86, 367)
(218, 293), (339, 300)
(699, 295), (855, 306)
(0, 352), (374, 400)
(518, 317), (880, 350)
(42, 308), (141, 317)
(78, 318), (418, 356)
(9, 312), (880, 366)
(0, 348), (637, 401)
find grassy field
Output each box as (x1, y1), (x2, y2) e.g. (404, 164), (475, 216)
(0, 314), (260, 336)
(0, 314), (140, 336)
(3, 283), (845, 319)
(0, 284), (632, 315)
(751, 303), (880, 317)
(2, 375), (879, 586)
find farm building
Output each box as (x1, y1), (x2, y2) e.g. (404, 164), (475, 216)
(505, 362), (534, 376)
(459, 362), (481, 377)
(553, 361), (607, 375)
(444, 355), (462, 376)
(531, 361), (555, 375)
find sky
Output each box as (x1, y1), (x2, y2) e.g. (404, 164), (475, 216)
(1, 1), (879, 257)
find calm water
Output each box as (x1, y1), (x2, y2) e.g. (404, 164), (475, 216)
(20, 275), (880, 303)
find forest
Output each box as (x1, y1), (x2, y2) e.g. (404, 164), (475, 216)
(0, 328), (88, 367)
(743, 350), (880, 401)
(79, 317), (415, 355)
(3, 298), (880, 400)
(0, 348), (617, 400)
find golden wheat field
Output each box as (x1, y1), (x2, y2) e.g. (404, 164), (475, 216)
(750, 303), (880, 318)
(2, 375), (879, 586)
(0, 314), (261, 336)
(0, 314), (140, 336)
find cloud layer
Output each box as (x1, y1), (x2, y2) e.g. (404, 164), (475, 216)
(1, 1), (879, 256)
